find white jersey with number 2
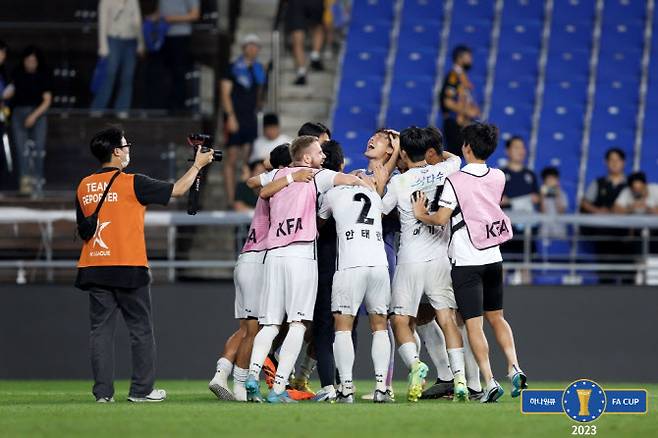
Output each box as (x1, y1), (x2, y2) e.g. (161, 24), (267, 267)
(319, 185), (388, 271)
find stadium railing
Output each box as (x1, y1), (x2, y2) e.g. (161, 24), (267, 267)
(0, 207), (657, 285)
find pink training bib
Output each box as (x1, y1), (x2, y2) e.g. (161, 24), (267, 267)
(448, 168), (513, 250)
(241, 197), (270, 253)
(266, 166), (319, 250)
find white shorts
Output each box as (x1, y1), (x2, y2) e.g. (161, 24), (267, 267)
(391, 257), (456, 316)
(332, 266), (390, 316)
(258, 256), (318, 325)
(234, 252), (265, 319)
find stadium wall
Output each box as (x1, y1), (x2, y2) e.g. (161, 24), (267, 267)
(1, 283), (656, 382)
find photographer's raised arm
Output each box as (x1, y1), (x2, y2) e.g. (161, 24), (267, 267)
(171, 148), (214, 197)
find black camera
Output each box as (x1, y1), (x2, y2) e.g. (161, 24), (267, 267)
(187, 133), (223, 161)
(186, 134), (222, 215)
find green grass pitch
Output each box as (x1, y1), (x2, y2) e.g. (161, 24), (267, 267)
(0, 380), (655, 437)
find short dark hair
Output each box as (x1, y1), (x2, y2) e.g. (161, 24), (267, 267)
(321, 140), (344, 172)
(424, 126), (444, 155)
(461, 122), (499, 160)
(605, 147), (626, 161)
(541, 166), (560, 180)
(269, 143), (292, 168)
(263, 113), (280, 127)
(452, 45), (472, 62)
(90, 126), (124, 163)
(0, 40), (7, 52)
(628, 171), (647, 186)
(20, 45), (45, 72)
(298, 122), (331, 139)
(400, 126), (429, 162)
(505, 135), (524, 149)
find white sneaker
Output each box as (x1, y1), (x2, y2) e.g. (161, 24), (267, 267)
(209, 373), (236, 401)
(96, 396), (115, 403)
(127, 388), (167, 403)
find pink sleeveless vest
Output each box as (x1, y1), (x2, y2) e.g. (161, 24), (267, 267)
(241, 197), (270, 253)
(266, 166), (320, 250)
(448, 168), (513, 250)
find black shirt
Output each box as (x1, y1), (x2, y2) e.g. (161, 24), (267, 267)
(234, 181), (258, 208)
(317, 217), (337, 276)
(10, 69), (52, 108)
(502, 167), (539, 200)
(439, 68), (463, 120)
(75, 168), (174, 290)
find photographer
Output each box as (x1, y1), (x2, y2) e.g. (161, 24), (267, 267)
(75, 126), (214, 403)
(539, 166), (568, 239)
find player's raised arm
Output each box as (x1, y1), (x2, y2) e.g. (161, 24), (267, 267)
(383, 130), (401, 177)
(334, 172), (376, 192)
(259, 168), (314, 199)
(411, 191), (452, 226)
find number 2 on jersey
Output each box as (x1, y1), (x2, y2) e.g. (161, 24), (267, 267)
(353, 193), (374, 225)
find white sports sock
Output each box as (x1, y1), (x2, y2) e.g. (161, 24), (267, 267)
(398, 342), (419, 369)
(461, 326), (481, 391)
(447, 347), (466, 379)
(417, 320), (452, 382)
(310, 51), (320, 60)
(232, 366), (248, 402)
(371, 330), (390, 392)
(296, 67), (307, 76)
(248, 325), (279, 379)
(217, 357), (233, 375)
(333, 331), (355, 393)
(272, 323), (306, 394)
(486, 378), (499, 392)
(413, 331), (422, 354)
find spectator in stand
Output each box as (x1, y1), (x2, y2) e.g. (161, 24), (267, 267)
(286, 0), (326, 85)
(249, 113), (291, 163)
(221, 33), (266, 207)
(581, 148), (627, 213)
(501, 136), (539, 283)
(440, 45), (480, 155)
(234, 160), (266, 212)
(0, 40), (13, 191)
(0, 40), (8, 99)
(613, 172), (658, 215)
(4, 46), (52, 197)
(157, 0), (200, 110)
(91, 0), (145, 117)
(539, 166), (568, 239)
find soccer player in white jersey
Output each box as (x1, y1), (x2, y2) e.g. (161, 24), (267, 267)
(412, 123), (527, 403)
(245, 136), (373, 403)
(316, 141), (392, 403)
(382, 126), (468, 402)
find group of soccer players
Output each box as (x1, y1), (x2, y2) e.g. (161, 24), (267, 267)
(208, 120), (528, 404)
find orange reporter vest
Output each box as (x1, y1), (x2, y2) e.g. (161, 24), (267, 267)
(77, 171), (148, 268)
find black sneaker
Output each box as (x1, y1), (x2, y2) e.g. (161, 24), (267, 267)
(468, 387), (485, 401)
(420, 378), (453, 399)
(310, 59), (324, 71)
(293, 74), (307, 86)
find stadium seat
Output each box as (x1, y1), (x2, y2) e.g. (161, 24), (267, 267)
(342, 48), (390, 78)
(350, 0), (395, 24)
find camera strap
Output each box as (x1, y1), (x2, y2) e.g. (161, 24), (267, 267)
(92, 169), (121, 217)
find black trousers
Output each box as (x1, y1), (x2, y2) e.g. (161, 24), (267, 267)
(88, 284), (156, 399)
(162, 35), (191, 110)
(443, 117), (464, 157)
(313, 271), (335, 388)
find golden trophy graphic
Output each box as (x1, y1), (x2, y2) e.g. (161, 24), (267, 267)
(576, 389), (592, 416)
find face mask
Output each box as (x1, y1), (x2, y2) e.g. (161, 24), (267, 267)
(462, 62), (472, 72)
(121, 153), (130, 168)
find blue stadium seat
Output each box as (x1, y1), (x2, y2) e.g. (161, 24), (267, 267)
(393, 48), (438, 77)
(336, 75), (384, 108)
(550, 20), (594, 48)
(597, 49), (643, 80)
(491, 77), (536, 106)
(545, 50), (590, 78)
(552, 0), (596, 22)
(496, 49), (540, 78)
(342, 48), (389, 78)
(498, 20), (543, 51)
(452, 0), (495, 20)
(397, 18), (442, 51)
(403, 0), (444, 20)
(600, 20), (645, 50)
(332, 104), (380, 133)
(388, 76), (435, 109)
(386, 104), (432, 130)
(504, 0), (544, 19)
(351, 0), (395, 24)
(346, 21), (393, 49)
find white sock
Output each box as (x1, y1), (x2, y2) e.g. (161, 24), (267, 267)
(486, 378), (499, 392)
(272, 323), (306, 394)
(413, 331), (422, 354)
(248, 325), (279, 379)
(216, 357), (233, 384)
(297, 67), (307, 76)
(299, 350), (317, 381)
(398, 342), (419, 369)
(232, 366), (248, 401)
(371, 330), (390, 392)
(333, 331), (355, 394)
(310, 50), (320, 60)
(461, 326), (481, 391)
(447, 348), (466, 379)
(417, 320), (452, 381)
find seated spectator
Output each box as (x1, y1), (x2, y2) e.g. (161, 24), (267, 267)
(613, 172), (658, 214)
(539, 166), (568, 239)
(249, 113), (291, 163)
(4, 46), (52, 197)
(91, 0), (145, 117)
(580, 147), (627, 214)
(233, 160), (266, 212)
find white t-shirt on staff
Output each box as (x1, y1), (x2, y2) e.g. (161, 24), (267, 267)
(438, 163), (503, 267)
